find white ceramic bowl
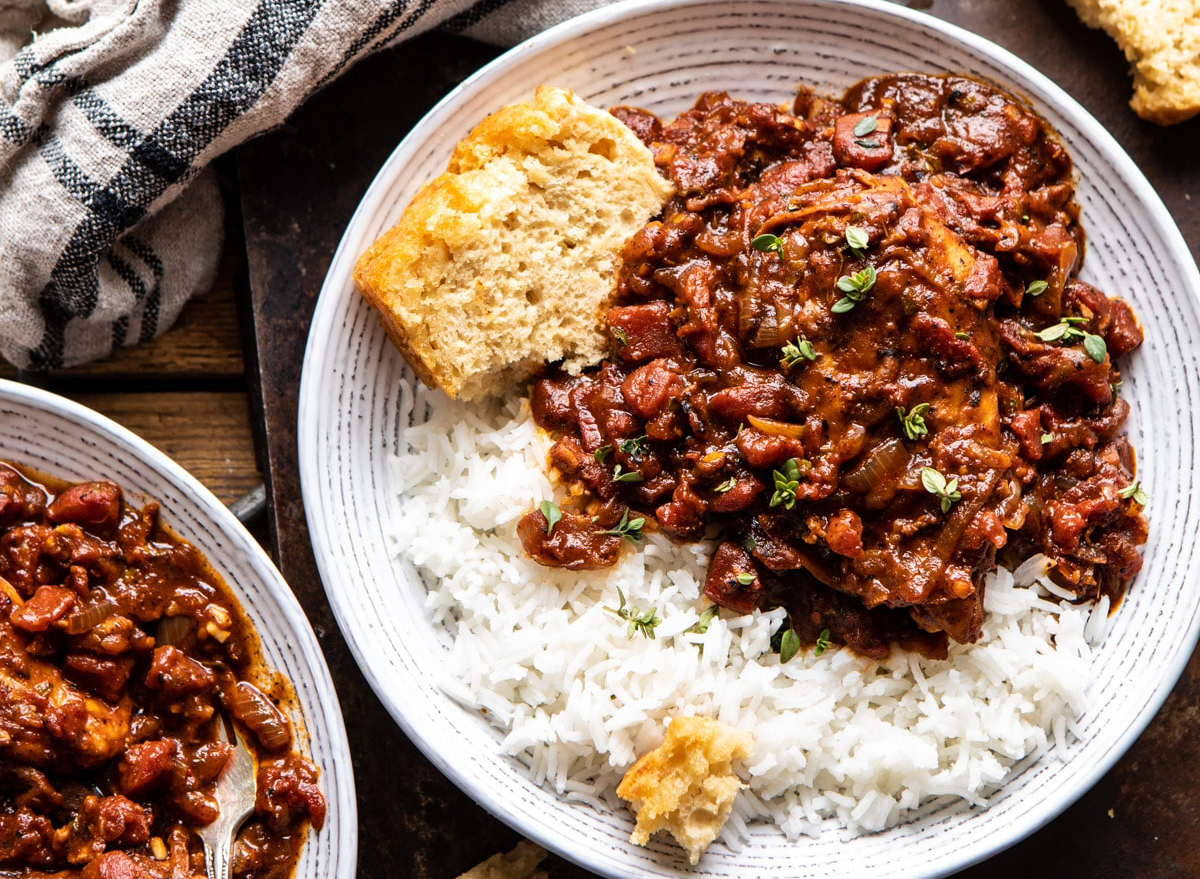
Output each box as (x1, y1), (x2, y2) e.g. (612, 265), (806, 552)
(298, 1), (1200, 877)
(0, 379), (357, 879)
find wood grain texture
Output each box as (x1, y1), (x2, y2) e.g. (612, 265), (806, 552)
(72, 391), (261, 506)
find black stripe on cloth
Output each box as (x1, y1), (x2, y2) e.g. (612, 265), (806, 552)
(111, 315), (129, 349)
(36, 126), (100, 204)
(440, 0), (520, 34)
(30, 0), (325, 369)
(123, 237), (165, 343)
(73, 89), (141, 151)
(0, 102), (33, 144)
(0, 71), (88, 148)
(318, 0), (443, 91)
(104, 251), (146, 348)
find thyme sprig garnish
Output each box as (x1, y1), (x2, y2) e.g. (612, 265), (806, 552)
(1119, 481), (1149, 506)
(781, 337), (817, 367)
(611, 464), (643, 483)
(618, 435), (649, 460)
(845, 224), (870, 257)
(769, 458), (804, 510)
(921, 466), (962, 513)
(735, 572), (755, 586)
(813, 628), (832, 656)
(713, 477), (737, 494)
(1033, 316), (1107, 364)
(752, 233), (785, 256)
(779, 627), (800, 663)
(612, 327), (629, 346)
(687, 605), (719, 635)
(607, 587), (660, 639)
(594, 445), (612, 463)
(539, 500), (561, 535)
(853, 115), (882, 148)
(832, 265), (877, 313)
(599, 509), (646, 543)
(1026, 279), (1048, 297)
(897, 403), (931, 441)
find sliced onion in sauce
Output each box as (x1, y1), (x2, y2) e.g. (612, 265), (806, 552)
(227, 681), (292, 751)
(64, 599), (116, 635)
(842, 438), (910, 493)
(156, 615), (192, 647)
(746, 415), (806, 439)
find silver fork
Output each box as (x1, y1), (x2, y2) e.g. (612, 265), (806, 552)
(196, 716), (257, 879)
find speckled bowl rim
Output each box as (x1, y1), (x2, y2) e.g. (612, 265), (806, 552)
(298, 1), (1200, 877)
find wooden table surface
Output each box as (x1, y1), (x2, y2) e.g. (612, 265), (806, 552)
(18, 2), (1198, 878)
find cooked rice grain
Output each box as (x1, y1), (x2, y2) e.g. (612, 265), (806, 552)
(391, 380), (1103, 839)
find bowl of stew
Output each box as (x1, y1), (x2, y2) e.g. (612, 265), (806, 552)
(0, 379), (356, 879)
(298, 0), (1200, 877)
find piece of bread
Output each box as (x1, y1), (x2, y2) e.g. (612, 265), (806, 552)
(1066, 0), (1200, 124)
(454, 842), (548, 879)
(616, 715), (754, 865)
(353, 86), (673, 401)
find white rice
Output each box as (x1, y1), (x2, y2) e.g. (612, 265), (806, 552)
(389, 380), (1109, 839)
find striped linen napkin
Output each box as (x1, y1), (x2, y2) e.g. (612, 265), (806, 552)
(0, 0), (612, 369)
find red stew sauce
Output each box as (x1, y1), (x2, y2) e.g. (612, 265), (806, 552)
(0, 466), (324, 878)
(519, 74), (1148, 659)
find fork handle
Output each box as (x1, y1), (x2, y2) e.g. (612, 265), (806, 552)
(202, 831), (234, 879)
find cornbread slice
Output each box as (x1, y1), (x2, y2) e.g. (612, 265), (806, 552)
(353, 86), (673, 401)
(1066, 0), (1200, 124)
(616, 716), (754, 864)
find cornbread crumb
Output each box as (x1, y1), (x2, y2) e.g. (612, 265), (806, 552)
(455, 841), (548, 879)
(353, 86), (672, 401)
(616, 715), (754, 864)
(1066, 0), (1200, 124)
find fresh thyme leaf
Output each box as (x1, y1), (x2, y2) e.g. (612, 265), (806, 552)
(845, 224), (870, 254)
(833, 265), (877, 312)
(921, 466), (962, 513)
(1083, 332), (1107, 364)
(779, 628), (800, 663)
(1034, 318), (1106, 363)
(714, 477), (737, 494)
(781, 337), (817, 367)
(837, 265), (877, 294)
(752, 233), (785, 256)
(1026, 279), (1048, 297)
(853, 114), (879, 137)
(1041, 432), (1053, 444)
(611, 464), (644, 483)
(769, 458), (803, 510)
(613, 327), (629, 346)
(897, 402), (931, 441)
(538, 500), (561, 536)
(607, 587), (661, 639)
(618, 435), (649, 460)
(954, 331), (970, 341)
(688, 605), (719, 635)
(1119, 481), (1149, 505)
(1034, 322), (1071, 342)
(599, 509), (646, 543)
(855, 138), (883, 149)
(814, 628), (832, 656)
(735, 572), (755, 586)
(594, 445), (612, 463)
